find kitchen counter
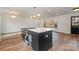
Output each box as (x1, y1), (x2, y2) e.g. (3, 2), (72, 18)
(27, 28), (58, 33)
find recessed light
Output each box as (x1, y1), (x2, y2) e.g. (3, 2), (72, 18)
(11, 15), (16, 18)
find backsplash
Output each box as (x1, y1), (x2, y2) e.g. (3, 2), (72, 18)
(43, 19), (57, 28)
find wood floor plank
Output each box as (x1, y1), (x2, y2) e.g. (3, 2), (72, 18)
(0, 32), (79, 51)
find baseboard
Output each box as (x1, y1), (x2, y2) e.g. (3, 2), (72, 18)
(0, 35), (1, 41)
(1, 32), (22, 40)
(1, 31), (21, 35)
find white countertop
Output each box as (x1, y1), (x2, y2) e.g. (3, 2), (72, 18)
(28, 28), (57, 33)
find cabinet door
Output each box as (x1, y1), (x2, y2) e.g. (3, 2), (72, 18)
(32, 35), (39, 51)
(39, 31), (52, 50)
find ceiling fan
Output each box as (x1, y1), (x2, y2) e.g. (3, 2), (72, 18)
(73, 7), (79, 11)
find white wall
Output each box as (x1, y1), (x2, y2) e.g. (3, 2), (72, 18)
(1, 15), (40, 34)
(0, 16), (1, 41)
(40, 13), (79, 33)
(1, 12), (79, 34)
(0, 16), (1, 34)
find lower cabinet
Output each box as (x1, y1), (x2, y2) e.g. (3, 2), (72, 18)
(29, 30), (52, 51)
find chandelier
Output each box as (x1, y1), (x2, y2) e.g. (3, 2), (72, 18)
(31, 7), (41, 20)
(31, 13), (41, 19)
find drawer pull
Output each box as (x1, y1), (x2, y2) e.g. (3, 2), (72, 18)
(45, 34), (48, 38)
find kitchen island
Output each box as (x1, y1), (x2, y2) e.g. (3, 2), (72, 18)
(27, 28), (52, 51)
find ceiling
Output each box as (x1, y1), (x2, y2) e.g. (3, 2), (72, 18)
(0, 7), (79, 18)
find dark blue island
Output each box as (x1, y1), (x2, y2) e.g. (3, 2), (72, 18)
(28, 28), (52, 51)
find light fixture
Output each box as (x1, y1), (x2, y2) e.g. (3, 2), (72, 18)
(37, 13), (40, 17)
(31, 7), (41, 20)
(31, 15), (37, 19)
(73, 7), (79, 11)
(11, 15), (16, 18)
(9, 11), (20, 15)
(31, 14), (41, 20)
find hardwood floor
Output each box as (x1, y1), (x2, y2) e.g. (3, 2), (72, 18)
(0, 32), (79, 51)
(0, 34), (33, 51)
